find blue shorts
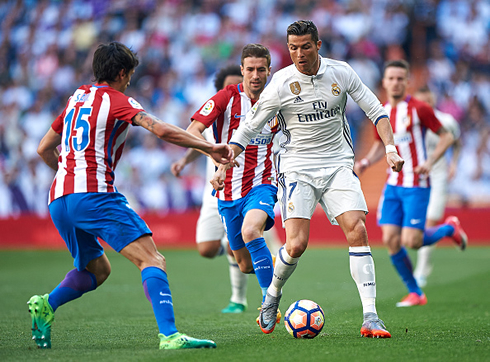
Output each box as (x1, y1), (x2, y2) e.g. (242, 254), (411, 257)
(49, 192), (152, 271)
(218, 184), (278, 251)
(378, 184), (430, 230)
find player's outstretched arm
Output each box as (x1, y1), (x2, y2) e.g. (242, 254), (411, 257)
(38, 128), (62, 171)
(375, 117), (404, 172)
(133, 111), (233, 165)
(210, 143), (243, 191)
(415, 128), (454, 175)
(171, 148), (202, 177)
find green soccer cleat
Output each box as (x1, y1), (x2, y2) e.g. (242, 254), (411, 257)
(221, 301), (247, 314)
(159, 332), (217, 350)
(28, 294), (55, 349)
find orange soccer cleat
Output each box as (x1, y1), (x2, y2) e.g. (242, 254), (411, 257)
(396, 292), (428, 307)
(445, 216), (468, 251)
(360, 318), (392, 338)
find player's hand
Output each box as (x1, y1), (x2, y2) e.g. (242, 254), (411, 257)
(386, 152), (404, 173)
(209, 144), (234, 165)
(171, 159), (186, 177)
(414, 160), (431, 175)
(448, 163), (457, 181)
(354, 159), (370, 175)
(210, 165), (227, 191)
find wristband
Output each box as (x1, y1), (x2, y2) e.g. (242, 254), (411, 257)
(385, 145), (397, 154)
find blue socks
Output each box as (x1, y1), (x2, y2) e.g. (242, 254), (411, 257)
(390, 247), (423, 296)
(423, 224), (455, 246)
(48, 269), (97, 311)
(245, 237), (273, 302)
(142, 266), (178, 337)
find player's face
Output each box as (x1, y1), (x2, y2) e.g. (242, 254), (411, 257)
(383, 67), (408, 100)
(223, 74), (243, 88)
(119, 68), (135, 93)
(288, 34), (322, 76)
(241, 57), (270, 98)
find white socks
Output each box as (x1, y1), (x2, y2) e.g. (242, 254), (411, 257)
(349, 246), (377, 315)
(226, 253), (248, 305)
(414, 245), (435, 279)
(267, 247), (299, 297)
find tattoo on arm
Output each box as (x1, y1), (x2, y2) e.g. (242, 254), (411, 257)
(133, 112), (164, 133)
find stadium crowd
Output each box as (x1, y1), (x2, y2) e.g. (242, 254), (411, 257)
(0, 0), (489, 217)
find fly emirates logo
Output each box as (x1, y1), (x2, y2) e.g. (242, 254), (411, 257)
(297, 101), (341, 123)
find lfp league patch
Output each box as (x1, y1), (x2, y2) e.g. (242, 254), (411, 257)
(200, 100), (215, 116)
(128, 97), (143, 109)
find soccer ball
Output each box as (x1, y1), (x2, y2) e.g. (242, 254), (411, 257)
(284, 299), (325, 339)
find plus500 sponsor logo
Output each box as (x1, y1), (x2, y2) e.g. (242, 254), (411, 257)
(249, 134), (273, 145)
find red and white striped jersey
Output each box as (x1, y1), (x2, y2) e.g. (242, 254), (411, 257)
(379, 95), (442, 188)
(48, 84), (144, 203)
(192, 83), (278, 201)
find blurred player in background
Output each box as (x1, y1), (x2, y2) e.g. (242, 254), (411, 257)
(172, 65), (282, 313)
(355, 60), (467, 308)
(187, 44), (279, 316)
(412, 86), (462, 288)
(30, 42), (233, 350)
(222, 20), (402, 338)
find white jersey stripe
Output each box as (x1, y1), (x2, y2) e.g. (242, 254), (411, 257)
(73, 87), (96, 193)
(95, 92), (111, 192)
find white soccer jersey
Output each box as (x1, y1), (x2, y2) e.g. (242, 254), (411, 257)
(427, 109), (460, 176)
(230, 57), (389, 173)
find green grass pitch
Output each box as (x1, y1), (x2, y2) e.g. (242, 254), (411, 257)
(1, 246), (489, 361)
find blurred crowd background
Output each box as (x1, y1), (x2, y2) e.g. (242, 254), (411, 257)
(0, 0), (489, 218)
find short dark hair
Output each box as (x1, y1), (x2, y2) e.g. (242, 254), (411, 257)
(241, 43), (271, 68)
(287, 20), (319, 43)
(92, 42), (139, 83)
(416, 85), (432, 94)
(383, 59), (410, 76)
(214, 65), (242, 91)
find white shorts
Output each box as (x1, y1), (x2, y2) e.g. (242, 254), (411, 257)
(426, 173), (449, 221)
(277, 166), (368, 226)
(196, 195), (226, 243)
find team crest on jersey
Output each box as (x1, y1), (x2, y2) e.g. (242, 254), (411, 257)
(267, 115), (278, 128)
(128, 97), (143, 109)
(200, 100), (215, 116)
(331, 83), (341, 96)
(289, 81), (301, 95)
(288, 202), (294, 213)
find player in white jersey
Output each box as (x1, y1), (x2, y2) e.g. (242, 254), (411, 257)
(216, 20), (404, 338)
(412, 86), (462, 288)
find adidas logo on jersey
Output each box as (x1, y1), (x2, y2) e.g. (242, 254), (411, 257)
(293, 96), (304, 103)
